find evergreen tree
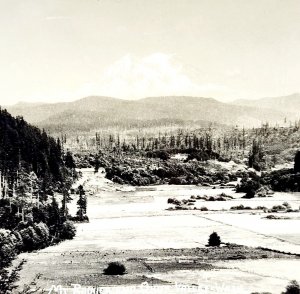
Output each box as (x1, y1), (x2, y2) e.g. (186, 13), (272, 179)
(64, 151), (76, 169)
(76, 185), (86, 220)
(47, 196), (61, 236)
(208, 232), (221, 247)
(94, 156), (101, 173)
(249, 140), (266, 171)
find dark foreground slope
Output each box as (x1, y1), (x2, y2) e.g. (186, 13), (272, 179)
(0, 107), (78, 293)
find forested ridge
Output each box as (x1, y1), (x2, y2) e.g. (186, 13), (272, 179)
(0, 108), (63, 182)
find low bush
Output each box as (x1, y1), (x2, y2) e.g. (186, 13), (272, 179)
(281, 280), (300, 294)
(262, 169), (300, 192)
(230, 205), (252, 210)
(18, 223), (50, 251)
(236, 177), (261, 197)
(169, 177), (186, 185)
(265, 215), (280, 220)
(68, 215), (89, 222)
(175, 205), (189, 210)
(59, 221), (76, 240)
(271, 205), (286, 213)
(167, 198), (181, 205)
(256, 206), (267, 210)
(146, 150), (170, 161)
(103, 262), (126, 275)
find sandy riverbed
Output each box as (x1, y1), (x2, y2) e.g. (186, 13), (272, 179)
(15, 168), (300, 294)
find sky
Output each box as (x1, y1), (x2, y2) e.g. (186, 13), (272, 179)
(0, 0), (300, 105)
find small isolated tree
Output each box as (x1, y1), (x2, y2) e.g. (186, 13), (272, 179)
(104, 262), (126, 275)
(76, 185), (87, 220)
(282, 280), (300, 294)
(208, 232), (221, 247)
(294, 151), (300, 173)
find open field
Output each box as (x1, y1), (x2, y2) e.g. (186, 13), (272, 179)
(16, 169), (300, 293)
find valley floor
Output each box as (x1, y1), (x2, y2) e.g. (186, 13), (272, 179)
(15, 169), (300, 294)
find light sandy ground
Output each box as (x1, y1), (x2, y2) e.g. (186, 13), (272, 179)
(16, 168), (300, 294)
(148, 259), (300, 294)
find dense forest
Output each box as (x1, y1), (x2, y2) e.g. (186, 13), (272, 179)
(0, 108), (79, 293)
(0, 108), (71, 197)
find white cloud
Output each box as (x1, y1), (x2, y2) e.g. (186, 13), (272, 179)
(92, 53), (216, 99)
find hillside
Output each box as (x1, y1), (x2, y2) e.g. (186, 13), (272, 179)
(0, 108), (78, 293)
(5, 95), (297, 133)
(0, 107), (64, 182)
(233, 93), (300, 114)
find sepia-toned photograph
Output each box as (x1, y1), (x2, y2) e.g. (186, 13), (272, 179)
(0, 1), (299, 293)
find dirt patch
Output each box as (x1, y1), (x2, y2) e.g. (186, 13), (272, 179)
(16, 244), (298, 291)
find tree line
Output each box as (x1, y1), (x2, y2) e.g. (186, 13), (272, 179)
(0, 108), (80, 293)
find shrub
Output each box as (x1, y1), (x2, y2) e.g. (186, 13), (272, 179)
(34, 222), (50, 247)
(169, 177), (184, 185)
(68, 215), (89, 223)
(175, 205), (188, 210)
(208, 232), (221, 247)
(167, 198), (181, 205)
(271, 205), (285, 212)
(265, 215), (280, 219)
(294, 151), (300, 173)
(281, 280), (300, 294)
(262, 169), (300, 192)
(19, 226), (41, 251)
(59, 221), (76, 240)
(236, 177), (260, 197)
(12, 231), (24, 252)
(0, 259), (26, 294)
(245, 189), (256, 199)
(104, 262), (126, 275)
(256, 206), (267, 210)
(230, 205), (252, 210)
(185, 150), (219, 162)
(0, 229), (17, 268)
(216, 196), (226, 201)
(146, 150), (170, 161)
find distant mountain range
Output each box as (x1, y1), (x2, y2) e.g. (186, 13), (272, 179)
(234, 93), (300, 114)
(4, 95), (299, 133)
